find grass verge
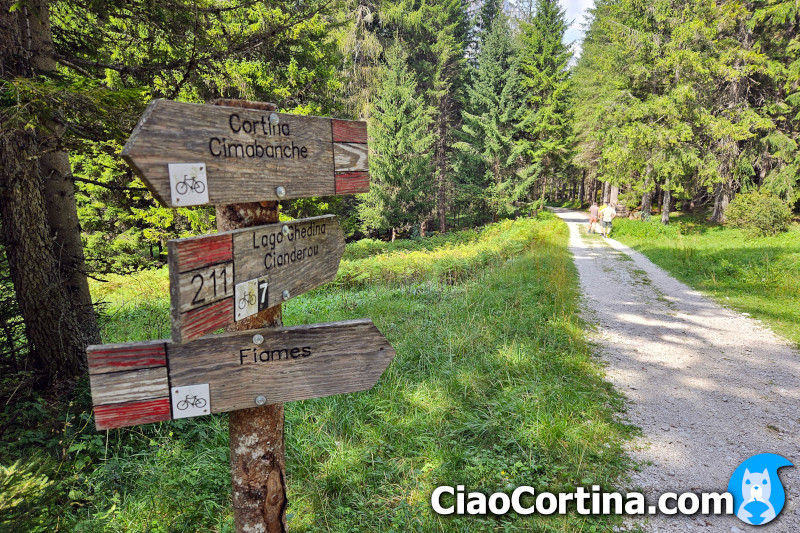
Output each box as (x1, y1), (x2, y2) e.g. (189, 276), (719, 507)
(2, 214), (634, 532)
(612, 214), (800, 346)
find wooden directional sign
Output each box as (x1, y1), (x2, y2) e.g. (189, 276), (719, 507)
(86, 319), (395, 430)
(168, 214), (344, 343)
(121, 99), (369, 207)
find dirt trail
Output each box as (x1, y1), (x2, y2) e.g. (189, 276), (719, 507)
(551, 208), (800, 532)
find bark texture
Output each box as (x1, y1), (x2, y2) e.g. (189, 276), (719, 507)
(0, 130), (89, 381)
(0, 0), (99, 384)
(213, 100), (286, 533)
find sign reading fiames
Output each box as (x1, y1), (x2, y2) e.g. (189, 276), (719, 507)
(86, 319), (395, 430)
(168, 215), (344, 343)
(121, 99), (369, 207)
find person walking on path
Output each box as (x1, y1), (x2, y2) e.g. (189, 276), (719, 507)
(599, 203), (617, 237)
(588, 202), (599, 234)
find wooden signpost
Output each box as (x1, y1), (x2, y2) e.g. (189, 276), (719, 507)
(121, 99), (369, 207)
(87, 98), (386, 532)
(86, 319), (395, 430)
(168, 214), (345, 342)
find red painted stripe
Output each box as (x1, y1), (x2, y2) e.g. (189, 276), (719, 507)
(181, 298), (234, 341)
(332, 119), (367, 143)
(87, 344), (167, 374)
(176, 234), (232, 272)
(94, 398), (171, 430)
(335, 172), (370, 194)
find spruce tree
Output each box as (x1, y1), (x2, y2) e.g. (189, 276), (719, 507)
(517, 0), (573, 204)
(358, 44), (435, 239)
(455, 13), (531, 219)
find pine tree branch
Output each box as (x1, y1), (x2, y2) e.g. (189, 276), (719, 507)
(71, 177), (149, 192)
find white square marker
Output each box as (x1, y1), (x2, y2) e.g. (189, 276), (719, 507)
(171, 383), (210, 419)
(169, 163), (209, 207)
(235, 279), (259, 321)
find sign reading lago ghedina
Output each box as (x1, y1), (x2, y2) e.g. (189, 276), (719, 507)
(121, 99), (369, 207)
(167, 214), (345, 343)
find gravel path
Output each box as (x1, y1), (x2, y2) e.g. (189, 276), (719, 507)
(551, 208), (800, 532)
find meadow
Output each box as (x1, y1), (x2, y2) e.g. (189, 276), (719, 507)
(611, 214), (800, 347)
(1, 214), (634, 532)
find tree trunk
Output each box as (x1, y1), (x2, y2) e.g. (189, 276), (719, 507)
(0, 0), (99, 385)
(436, 96), (449, 233)
(0, 130), (88, 383)
(610, 185), (619, 206)
(29, 0), (100, 345)
(578, 170), (585, 205)
(212, 100), (286, 533)
(641, 165), (652, 220)
(710, 180), (735, 223)
(661, 187), (671, 225)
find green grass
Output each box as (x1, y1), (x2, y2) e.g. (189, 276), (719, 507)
(612, 214), (800, 346)
(3, 215), (634, 532)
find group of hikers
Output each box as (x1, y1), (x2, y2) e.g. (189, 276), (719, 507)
(588, 202), (616, 237)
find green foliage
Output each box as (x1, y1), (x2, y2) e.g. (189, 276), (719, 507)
(724, 190), (792, 236)
(358, 44), (434, 235)
(337, 218), (542, 286)
(44, 0), (346, 275)
(517, 0), (573, 200)
(613, 214), (800, 345)
(2, 215), (634, 532)
(455, 13), (532, 219)
(571, 0), (800, 216)
(0, 460), (56, 533)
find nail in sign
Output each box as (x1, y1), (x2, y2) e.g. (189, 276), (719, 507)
(167, 215), (345, 343)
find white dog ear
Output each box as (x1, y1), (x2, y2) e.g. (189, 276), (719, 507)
(761, 469), (769, 476)
(744, 468), (751, 476)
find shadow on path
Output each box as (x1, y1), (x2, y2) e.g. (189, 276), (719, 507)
(550, 207), (800, 533)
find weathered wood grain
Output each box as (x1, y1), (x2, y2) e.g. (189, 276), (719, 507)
(89, 366), (169, 406)
(85, 319), (395, 429)
(171, 233), (232, 272)
(121, 100), (369, 206)
(87, 341), (166, 374)
(167, 319), (395, 413)
(176, 298), (235, 343)
(168, 215), (344, 343)
(94, 398), (171, 430)
(335, 171), (370, 194)
(333, 143), (369, 172)
(332, 119), (367, 144)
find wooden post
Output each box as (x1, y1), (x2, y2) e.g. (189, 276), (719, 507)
(213, 99), (287, 533)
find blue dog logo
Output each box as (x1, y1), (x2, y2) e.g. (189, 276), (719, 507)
(728, 453), (792, 525)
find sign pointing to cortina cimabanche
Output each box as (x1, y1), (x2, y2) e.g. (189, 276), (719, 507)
(121, 99), (370, 207)
(86, 319), (395, 430)
(167, 214), (345, 343)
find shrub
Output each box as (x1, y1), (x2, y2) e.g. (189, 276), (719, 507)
(724, 190), (792, 236)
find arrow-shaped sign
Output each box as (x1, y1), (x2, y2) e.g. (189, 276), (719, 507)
(86, 319), (395, 430)
(167, 215), (344, 343)
(121, 99), (370, 207)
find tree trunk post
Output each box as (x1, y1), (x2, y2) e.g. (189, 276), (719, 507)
(212, 100), (286, 533)
(661, 186), (671, 225)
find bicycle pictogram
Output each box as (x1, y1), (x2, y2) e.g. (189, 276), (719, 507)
(238, 290), (256, 309)
(175, 173), (206, 195)
(176, 394), (207, 411)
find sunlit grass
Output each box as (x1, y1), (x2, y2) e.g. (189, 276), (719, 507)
(613, 214), (800, 346)
(44, 213), (637, 532)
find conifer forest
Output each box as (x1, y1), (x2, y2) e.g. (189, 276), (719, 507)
(0, 0), (798, 530)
